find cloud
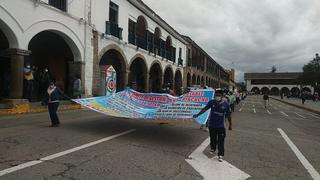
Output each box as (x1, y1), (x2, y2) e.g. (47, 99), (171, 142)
(143, 0), (320, 82)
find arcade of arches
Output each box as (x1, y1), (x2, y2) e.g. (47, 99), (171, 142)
(149, 62), (162, 93)
(129, 58), (148, 92)
(251, 86), (312, 96)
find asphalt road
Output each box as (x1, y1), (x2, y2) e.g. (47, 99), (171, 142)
(0, 95), (319, 180)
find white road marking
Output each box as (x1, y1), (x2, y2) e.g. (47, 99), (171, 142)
(0, 129), (136, 177)
(186, 137), (250, 180)
(267, 110), (271, 115)
(280, 111), (289, 117)
(277, 128), (320, 180)
(310, 114), (320, 119)
(295, 112), (306, 119)
(253, 105), (255, 108)
(253, 108), (256, 113)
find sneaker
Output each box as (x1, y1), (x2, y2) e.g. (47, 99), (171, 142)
(209, 149), (215, 155)
(218, 156), (223, 162)
(204, 127), (209, 132)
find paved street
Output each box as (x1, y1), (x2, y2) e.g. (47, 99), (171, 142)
(0, 95), (320, 180)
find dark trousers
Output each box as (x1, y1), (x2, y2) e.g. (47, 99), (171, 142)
(209, 128), (226, 156)
(23, 80), (33, 102)
(48, 102), (60, 125)
(230, 103), (235, 112)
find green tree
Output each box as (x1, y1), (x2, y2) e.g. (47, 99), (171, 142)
(302, 53), (320, 92)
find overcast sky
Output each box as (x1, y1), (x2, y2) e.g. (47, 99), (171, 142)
(143, 0), (320, 82)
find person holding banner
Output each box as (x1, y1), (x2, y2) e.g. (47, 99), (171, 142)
(193, 90), (231, 162)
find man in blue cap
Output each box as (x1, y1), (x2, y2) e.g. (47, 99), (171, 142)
(193, 89), (231, 162)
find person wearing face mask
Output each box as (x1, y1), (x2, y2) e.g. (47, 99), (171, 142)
(23, 63), (34, 102)
(39, 67), (51, 99)
(42, 81), (70, 127)
(193, 90), (231, 162)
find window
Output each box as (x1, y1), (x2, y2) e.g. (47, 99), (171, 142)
(109, 1), (119, 24)
(49, 0), (67, 11)
(128, 20), (136, 45)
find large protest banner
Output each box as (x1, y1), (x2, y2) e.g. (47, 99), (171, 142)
(73, 88), (214, 124)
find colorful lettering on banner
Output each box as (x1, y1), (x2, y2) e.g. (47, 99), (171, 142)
(73, 88), (214, 124)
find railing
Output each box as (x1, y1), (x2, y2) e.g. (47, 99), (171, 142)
(136, 36), (148, 50)
(106, 21), (123, 40)
(49, 0), (67, 11)
(128, 32), (136, 45)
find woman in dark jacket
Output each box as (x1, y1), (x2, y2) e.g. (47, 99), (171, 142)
(42, 81), (70, 127)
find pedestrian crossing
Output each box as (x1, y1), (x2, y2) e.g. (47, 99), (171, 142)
(236, 97), (320, 121)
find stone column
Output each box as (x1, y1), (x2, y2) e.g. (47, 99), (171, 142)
(145, 71), (149, 92)
(123, 69), (130, 89)
(7, 49), (31, 99)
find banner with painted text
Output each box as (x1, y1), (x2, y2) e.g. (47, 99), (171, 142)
(73, 88), (214, 124)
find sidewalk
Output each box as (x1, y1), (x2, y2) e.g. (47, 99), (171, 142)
(0, 100), (82, 116)
(271, 96), (320, 115)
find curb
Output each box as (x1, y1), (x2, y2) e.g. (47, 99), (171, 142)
(0, 104), (83, 116)
(270, 97), (320, 115)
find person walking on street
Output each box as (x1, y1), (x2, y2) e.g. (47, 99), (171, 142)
(263, 93), (269, 108)
(72, 74), (82, 99)
(193, 90), (231, 162)
(42, 81), (70, 127)
(301, 91), (307, 105)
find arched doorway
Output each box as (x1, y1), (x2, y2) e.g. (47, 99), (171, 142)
(136, 16), (147, 50)
(129, 57), (147, 92)
(187, 73), (191, 87)
(27, 31), (80, 99)
(251, 87), (260, 94)
(302, 87), (311, 93)
(164, 66), (173, 89)
(197, 76), (200, 85)
(174, 70), (182, 95)
(281, 87), (290, 96)
(0, 28), (10, 98)
(291, 87), (300, 97)
(100, 49), (127, 94)
(149, 62), (162, 93)
(261, 87), (269, 95)
(270, 87), (280, 96)
(192, 74), (196, 85)
(201, 76), (204, 87)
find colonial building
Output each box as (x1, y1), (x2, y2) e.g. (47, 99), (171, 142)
(245, 72), (314, 95)
(182, 36), (230, 89)
(0, 0), (231, 102)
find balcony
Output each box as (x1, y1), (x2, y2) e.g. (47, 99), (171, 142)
(106, 21), (123, 40)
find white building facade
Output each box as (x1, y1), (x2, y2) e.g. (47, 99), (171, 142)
(0, 0), (187, 100)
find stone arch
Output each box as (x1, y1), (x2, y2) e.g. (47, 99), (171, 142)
(197, 75), (200, 85)
(201, 76), (204, 86)
(99, 48), (128, 93)
(187, 73), (191, 87)
(0, 6), (22, 48)
(261, 87), (270, 95)
(291, 87), (300, 97)
(149, 61), (163, 93)
(251, 87), (260, 94)
(281, 87), (290, 96)
(270, 87), (280, 96)
(192, 74), (196, 85)
(302, 87), (311, 93)
(24, 20), (83, 61)
(99, 44), (129, 68)
(174, 69), (183, 95)
(164, 65), (174, 89)
(129, 56), (148, 92)
(27, 30), (84, 98)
